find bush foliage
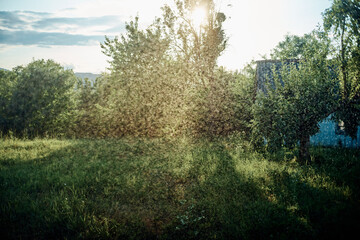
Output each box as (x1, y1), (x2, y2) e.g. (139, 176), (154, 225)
(0, 60), (77, 137)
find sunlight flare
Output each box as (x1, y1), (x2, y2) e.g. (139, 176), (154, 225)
(191, 6), (207, 31)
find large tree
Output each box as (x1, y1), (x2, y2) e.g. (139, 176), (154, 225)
(323, 0), (360, 139)
(8, 60), (77, 137)
(98, 0), (233, 137)
(253, 60), (338, 162)
(254, 32), (339, 162)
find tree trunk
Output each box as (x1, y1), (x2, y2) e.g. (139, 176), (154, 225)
(299, 134), (310, 164)
(340, 21), (349, 100)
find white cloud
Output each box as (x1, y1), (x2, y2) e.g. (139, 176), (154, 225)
(56, 0), (168, 28)
(0, 0), (332, 72)
(0, 44), (108, 73)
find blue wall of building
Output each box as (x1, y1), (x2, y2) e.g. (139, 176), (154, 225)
(311, 115), (360, 147)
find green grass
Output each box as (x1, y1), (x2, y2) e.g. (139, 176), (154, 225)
(1, 137), (359, 239)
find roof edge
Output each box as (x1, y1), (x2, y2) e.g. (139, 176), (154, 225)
(255, 59), (300, 63)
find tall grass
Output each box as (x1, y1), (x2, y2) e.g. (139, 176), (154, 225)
(1, 137), (359, 239)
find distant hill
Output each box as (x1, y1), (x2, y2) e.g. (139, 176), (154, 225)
(0, 68), (100, 81)
(75, 72), (101, 81)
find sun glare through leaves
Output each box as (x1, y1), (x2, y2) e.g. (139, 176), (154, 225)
(191, 6), (207, 31)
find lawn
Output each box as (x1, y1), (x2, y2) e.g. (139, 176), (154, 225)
(1, 137), (359, 239)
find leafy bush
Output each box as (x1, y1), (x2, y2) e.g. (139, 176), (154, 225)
(0, 60), (77, 137)
(0, 69), (18, 134)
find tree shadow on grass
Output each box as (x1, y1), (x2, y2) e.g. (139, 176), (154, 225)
(269, 167), (360, 240)
(170, 142), (312, 240)
(2, 139), (359, 239)
(171, 142), (360, 240)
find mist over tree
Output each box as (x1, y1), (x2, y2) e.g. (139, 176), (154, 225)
(0, 0), (252, 139)
(94, 0), (248, 137)
(161, 0), (227, 86)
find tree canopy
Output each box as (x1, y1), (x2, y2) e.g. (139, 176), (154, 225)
(253, 59), (339, 162)
(323, 0), (360, 139)
(254, 28), (340, 162)
(0, 59), (77, 137)
(270, 31), (332, 61)
(94, 0), (245, 137)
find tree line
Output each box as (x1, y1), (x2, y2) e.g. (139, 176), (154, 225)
(0, 0), (359, 163)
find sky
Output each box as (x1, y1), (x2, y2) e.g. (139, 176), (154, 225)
(0, 0), (333, 73)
